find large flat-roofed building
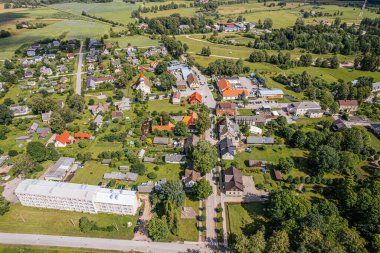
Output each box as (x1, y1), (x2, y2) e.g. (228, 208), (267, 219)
(44, 157), (75, 181)
(15, 179), (139, 216)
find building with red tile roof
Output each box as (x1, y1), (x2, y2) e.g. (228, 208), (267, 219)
(74, 132), (92, 139)
(182, 111), (198, 127)
(55, 131), (75, 148)
(188, 92), (202, 105)
(216, 78), (248, 100)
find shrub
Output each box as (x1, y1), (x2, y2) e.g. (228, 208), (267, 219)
(198, 215), (206, 221)
(256, 183), (264, 190)
(8, 150), (18, 157)
(131, 163), (146, 176)
(154, 166), (160, 171)
(215, 207), (223, 213)
(286, 175), (293, 183)
(147, 172), (157, 179)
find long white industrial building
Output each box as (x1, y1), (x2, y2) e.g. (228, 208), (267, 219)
(15, 179), (139, 215)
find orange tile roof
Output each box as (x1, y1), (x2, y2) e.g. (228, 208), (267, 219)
(183, 111), (198, 126)
(189, 92), (202, 103)
(56, 131), (74, 144)
(222, 89), (248, 98)
(152, 122), (175, 132)
(217, 79), (232, 92)
(74, 132), (92, 139)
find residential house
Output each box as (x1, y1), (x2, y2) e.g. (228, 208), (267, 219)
(183, 134), (200, 155)
(15, 136), (33, 142)
(114, 98), (130, 111)
(219, 137), (237, 160)
(218, 117), (240, 144)
(332, 119), (349, 131)
(88, 103), (109, 115)
(41, 111), (52, 123)
(246, 136), (274, 145)
(26, 48), (36, 57)
(66, 53), (75, 60)
(216, 78), (248, 100)
(144, 157), (155, 163)
(153, 137), (170, 146)
(224, 167), (244, 196)
(36, 127), (51, 139)
(234, 115), (266, 126)
(338, 100), (359, 112)
(188, 92), (202, 105)
(171, 91), (181, 105)
(86, 76), (115, 90)
(74, 132), (92, 140)
(182, 111), (198, 128)
(165, 154), (186, 164)
(182, 168), (201, 189)
(287, 102), (322, 117)
(257, 88), (284, 99)
(133, 70), (151, 95)
(101, 159), (111, 166)
(216, 102), (237, 117)
(44, 157), (75, 181)
(179, 24), (190, 30)
(55, 131), (75, 148)
(119, 165), (129, 171)
(274, 170), (283, 181)
(10, 104), (29, 116)
(138, 181), (155, 193)
(112, 111), (123, 120)
(187, 73), (200, 89)
(93, 115), (104, 129)
(28, 121), (39, 134)
(40, 66), (53, 76)
(372, 82), (380, 92)
(24, 68), (33, 78)
(0, 156), (9, 167)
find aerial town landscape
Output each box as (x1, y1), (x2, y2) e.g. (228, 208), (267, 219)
(0, 0), (379, 252)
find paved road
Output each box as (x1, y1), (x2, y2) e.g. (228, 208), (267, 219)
(75, 41), (83, 95)
(0, 233), (208, 253)
(205, 173), (218, 243)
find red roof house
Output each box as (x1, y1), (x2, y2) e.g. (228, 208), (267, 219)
(188, 92), (202, 105)
(74, 132), (92, 139)
(55, 131), (75, 148)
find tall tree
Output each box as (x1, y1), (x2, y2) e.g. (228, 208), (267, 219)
(192, 141), (218, 175)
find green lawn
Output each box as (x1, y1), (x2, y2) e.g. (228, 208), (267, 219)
(141, 7), (197, 19)
(147, 99), (189, 113)
(238, 109), (254, 116)
(106, 35), (159, 48)
(0, 245), (123, 253)
(226, 202), (266, 236)
(0, 204), (136, 239)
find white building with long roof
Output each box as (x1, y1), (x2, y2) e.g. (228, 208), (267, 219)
(15, 179), (139, 215)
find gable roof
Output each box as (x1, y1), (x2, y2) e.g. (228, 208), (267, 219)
(74, 132), (92, 139)
(55, 131), (74, 144)
(182, 111), (198, 126)
(224, 166), (244, 191)
(338, 100), (359, 107)
(189, 92), (202, 103)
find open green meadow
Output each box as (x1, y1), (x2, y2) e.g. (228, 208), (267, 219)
(0, 204), (137, 239)
(141, 7), (198, 19)
(226, 202), (266, 236)
(0, 245), (123, 253)
(106, 35), (159, 48)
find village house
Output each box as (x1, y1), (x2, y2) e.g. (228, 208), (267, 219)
(26, 48), (36, 57)
(218, 117), (240, 145)
(41, 111), (52, 123)
(152, 118), (175, 132)
(165, 154), (186, 164)
(112, 111), (123, 120)
(332, 119), (349, 131)
(183, 134), (200, 155)
(55, 131), (75, 148)
(187, 73), (200, 89)
(188, 92), (202, 105)
(66, 53), (75, 60)
(182, 167), (201, 189)
(224, 167), (244, 196)
(74, 132), (92, 140)
(372, 82), (380, 92)
(216, 78), (248, 100)
(153, 137), (170, 146)
(182, 111), (198, 128)
(40, 66), (53, 76)
(88, 103), (109, 115)
(86, 76), (115, 90)
(219, 137), (237, 160)
(234, 115), (267, 126)
(114, 98), (130, 111)
(171, 91), (181, 105)
(27, 121), (39, 134)
(24, 68), (33, 78)
(93, 115), (104, 129)
(44, 157), (75, 181)
(338, 100), (359, 112)
(248, 160), (267, 168)
(36, 127), (51, 139)
(216, 102), (238, 117)
(287, 102), (323, 117)
(10, 104), (29, 116)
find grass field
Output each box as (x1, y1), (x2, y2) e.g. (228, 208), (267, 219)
(141, 7), (197, 19)
(51, 0), (139, 25)
(0, 19), (110, 59)
(147, 99), (190, 113)
(0, 245), (123, 253)
(106, 35), (159, 48)
(226, 202), (266, 236)
(0, 204), (136, 239)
